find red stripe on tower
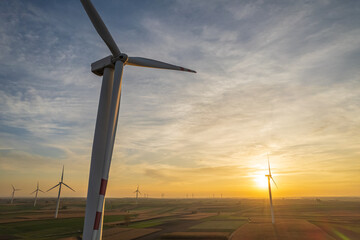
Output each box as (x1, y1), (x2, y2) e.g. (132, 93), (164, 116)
(93, 211), (102, 230)
(180, 67), (184, 71)
(99, 178), (108, 195)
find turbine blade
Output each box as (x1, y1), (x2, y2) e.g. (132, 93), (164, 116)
(30, 190), (37, 194)
(12, 184), (15, 190)
(80, 0), (121, 57)
(271, 176), (278, 189)
(61, 165), (64, 182)
(267, 154), (271, 176)
(39, 189), (45, 193)
(47, 183), (60, 192)
(127, 57), (196, 73)
(63, 183), (75, 192)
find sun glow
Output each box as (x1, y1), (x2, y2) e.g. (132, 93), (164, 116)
(254, 173), (268, 189)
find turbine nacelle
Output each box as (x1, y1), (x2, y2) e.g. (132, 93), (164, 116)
(91, 54), (127, 76)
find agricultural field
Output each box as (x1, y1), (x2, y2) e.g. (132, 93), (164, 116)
(0, 197), (359, 239)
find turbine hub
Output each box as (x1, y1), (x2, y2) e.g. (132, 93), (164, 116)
(113, 53), (128, 64)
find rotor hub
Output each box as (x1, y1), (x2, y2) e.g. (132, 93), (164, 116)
(113, 53), (128, 63)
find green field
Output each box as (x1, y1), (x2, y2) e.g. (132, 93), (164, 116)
(0, 217), (84, 239)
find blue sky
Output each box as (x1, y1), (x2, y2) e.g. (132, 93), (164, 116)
(1, 0), (360, 198)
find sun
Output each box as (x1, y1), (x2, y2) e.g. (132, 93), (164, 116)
(254, 173), (268, 189)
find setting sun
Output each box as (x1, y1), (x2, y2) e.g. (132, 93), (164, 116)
(254, 173), (268, 189)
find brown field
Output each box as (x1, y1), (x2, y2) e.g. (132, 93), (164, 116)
(0, 197), (359, 239)
(161, 232), (229, 239)
(230, 219), (333, 240)
(103, 227), (161, 240)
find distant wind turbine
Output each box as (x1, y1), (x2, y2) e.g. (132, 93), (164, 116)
(79, 0), (196, 239)
(10, 185), (20, 204)
(30, 181), (44, 207)
(47, 166), (75, 218)
(265, 155), (278, 224)
(134, 185), (141, 203)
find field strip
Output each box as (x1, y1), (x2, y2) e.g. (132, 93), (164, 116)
(103, 227), (161, 240)
(230, 219), (336, 240)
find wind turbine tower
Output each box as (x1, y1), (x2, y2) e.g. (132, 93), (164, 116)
(10, 185), (20, 204)
(31, 182), (44, 207)
(47, 166), (75, 218)
(79, 0), (195, 239)
(134, 185), (141, 203)
(265, 155), (278, 224)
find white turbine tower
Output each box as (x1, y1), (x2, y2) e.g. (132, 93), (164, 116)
(30, 181), (44, 207)
(47, 166), (75, 218)
(134, 185), (141, 203)
(10, 185), (20, 204)
(265, 155), (278, 224)
(79, 1), (196, 239)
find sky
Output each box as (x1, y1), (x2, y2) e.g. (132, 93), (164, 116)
(0, 0), (359, 199)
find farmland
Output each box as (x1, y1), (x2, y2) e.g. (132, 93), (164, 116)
(0, 197), (359, 239)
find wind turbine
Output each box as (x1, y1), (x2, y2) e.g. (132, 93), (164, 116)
(79, 0), (196, 239)
(10, 185), (21, 204)
(134, 185), (141, 203)
(47, 166), (75, 218)
(265, 155), (278, 224)
(30, 181), (44, 207)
